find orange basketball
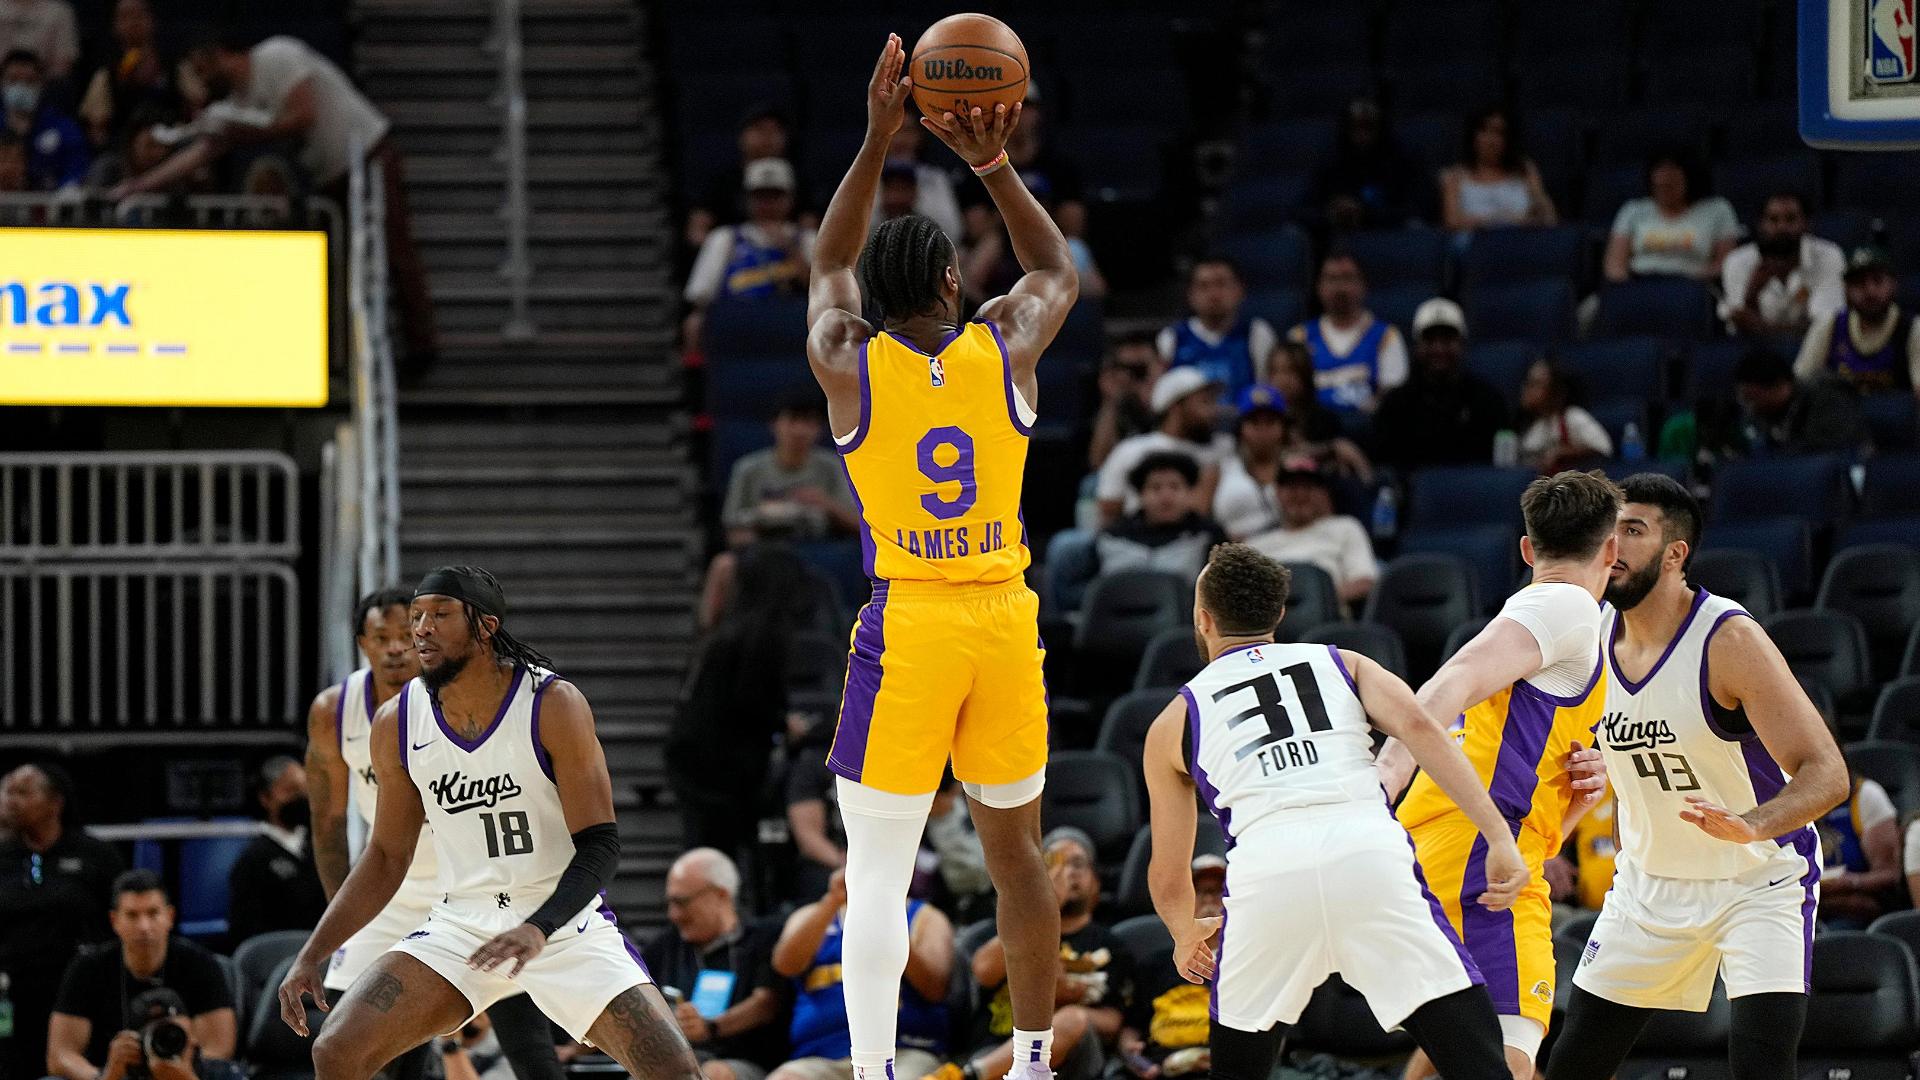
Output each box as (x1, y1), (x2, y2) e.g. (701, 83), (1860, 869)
(909, 14), (1029, 121)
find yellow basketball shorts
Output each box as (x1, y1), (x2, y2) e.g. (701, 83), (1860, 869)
(1407, 815), (1559, 1029)
(827, 578), (1049, 796)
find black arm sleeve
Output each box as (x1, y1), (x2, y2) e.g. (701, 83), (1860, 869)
(524, 822), (622, 938)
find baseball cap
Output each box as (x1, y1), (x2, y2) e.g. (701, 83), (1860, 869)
(1411, 297), (1467, 340)
(1235, 384), (1287, 418)
(1150, 366), (1222, 415)
(1191, 853), (1227, 880)
(743, 158), (796, 194)
(1845, 244), (1894, 280)
(1274, 457), (1331, 487)
(1042, 826), (1097, 864)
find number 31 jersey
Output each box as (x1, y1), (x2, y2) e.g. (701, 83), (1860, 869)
(1595, 590), (1812, 881)
(1183, 642), (1385, 841)
(838, 320), (1033, 585)
(398, 665), (597, 932)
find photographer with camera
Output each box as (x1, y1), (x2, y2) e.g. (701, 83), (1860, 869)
(45, 871), (238, 1080)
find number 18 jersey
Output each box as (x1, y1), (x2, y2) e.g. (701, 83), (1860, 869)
(838, 320), (1033, 585)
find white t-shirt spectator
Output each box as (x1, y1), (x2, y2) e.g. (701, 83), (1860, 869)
(1719, 235), (1847, 331)
(1245, 514), (1378, 594)
(720, 446), (851, 538)
(1519, 406), (1613, 469)
(1212, 456), (1279, 539)
(1495, 581), (1604, 698)
(0, 0), (77, 77)
(1611, 196), (1740, 279)
(684, 222), (816, 306)
(1832, 778), (1897, 876)
(236, 36), (390, 183)
(1096, 431), (1222, 515)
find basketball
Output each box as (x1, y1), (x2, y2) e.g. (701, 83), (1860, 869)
(909, 13), (1029, 121)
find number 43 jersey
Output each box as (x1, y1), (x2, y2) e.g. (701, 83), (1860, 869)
(1596, 590), (1813, 881)
(398, 665), (598, 932)
(1183, 643), (1386, 838)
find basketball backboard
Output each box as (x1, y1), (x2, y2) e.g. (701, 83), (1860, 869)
(1802, 0), (1920, 147)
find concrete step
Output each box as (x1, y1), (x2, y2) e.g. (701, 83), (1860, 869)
(384, 99), (649, 130)
(399, 472), (691, 515)
(432, 296), (672, 334)
(400, 418), (678, 452)
(418, 238), (668, 274)
(409, 152), (655, 185)
(400, 529), (695, 579)
(359, 42), (642, 74)
(362, 68), (646, 100)
(396, 125), (651, 157)
(507, 606), (697, 643)
(435, 327), (668, 358)
(413, 209), (666, 244)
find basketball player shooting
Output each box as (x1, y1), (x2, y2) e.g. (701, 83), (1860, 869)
(277, 567), (700, 1080)
(802, 32), (1078, 1080)
(1141, 543), (1525, 1080)
(1546, 474), (1847, 1080)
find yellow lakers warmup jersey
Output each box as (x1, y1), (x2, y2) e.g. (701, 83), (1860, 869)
(838, 321), (1033, 585)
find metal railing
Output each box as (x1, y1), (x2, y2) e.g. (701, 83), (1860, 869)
(492, 0), (537, 340)
(0, 452), (300, 560)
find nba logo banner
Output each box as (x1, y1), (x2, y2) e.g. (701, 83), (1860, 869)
(929, 356), (946, 387)
(1869, 0), (1916, 84)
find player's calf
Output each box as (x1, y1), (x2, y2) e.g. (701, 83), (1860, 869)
(585, 983), (704, 1080)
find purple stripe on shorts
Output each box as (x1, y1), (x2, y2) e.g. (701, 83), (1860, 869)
(1487, 688), (1553, 823)
(1402, 829), (1483, 985)
(1790, 829), (1819, 990)
(1456, 835), (1519, 1011)
(828, 583), (890, 783)
(594, 893), (654, 979)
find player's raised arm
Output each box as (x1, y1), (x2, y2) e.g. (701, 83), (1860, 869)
(922, 104), (1078, 373)
(1351, 650), (1529, 911)
(1686, 618), (1848, 842)
(1141, 697), (1219, 983)
(806, 35), (911, 350)
(1376, 618), (1544, 798)
(304, 684), (352, 898)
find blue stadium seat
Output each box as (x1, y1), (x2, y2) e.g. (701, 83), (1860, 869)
(1053, 125), (1167, 202)
(791, 540), (870, 614)
(1464, 280), (1575, 344)
(1592, 279), (1718, 341)
(1265, 64), (1379, 120)
(1862, 454), (1920, 518)
(1050, 299), (1106, 364)
(1838, 517), (1920, 552)
(1835, 152), (1920, 210)
(1714, 154), (1825, 221)
(1383, 2), (1501, 66)
(1580, 163), (1650, 227)
(1641, 0), (1765, 49)
(1245, 289), (1306, 333)
(1720, 102), (1809, 157)
(1241, 117), (1339, 173)
(1215, 227), (1312, 291)
(707, 417), (773, 491)
(1408, 466), (1535, 530)
(1802, 933), (1920, 1080)
(1299, 621), (1410, 681)
(1701, 518), (1814, 595)
(1343, 228), (1448, 293)
(1683, 339), (1751, 403)
(1043, 529), (1098, 614)
(1400, 524), (1520, 616)
(1584, 398), (1651, 453)
(1516, 55), (1630, 111)
(1367, 284), (1430, 337)
(1559, 337), (1668, 403)
(1690, 548), (1784, 617)
(704, 356), (813, 420)
(1364, 554), (1482, 681)
(1516, 109), (1582, 207)
(1512, 0), (1630, 61)
(1591, 108), (1713, 166)
(130, 822), (254, 940)
(702, 295), (809, 359)
(1460, 225), (1584, 288)
(1222, 177), (1312, 233)
(1062, 66), (1189, 128)
(1465, 340), (1539, 411)
(1712, 454), (1853, 525)
(1395, 112), (1466, 174)
(1641, 45), (1758, 106)
(1386, 63), (1506, 118)
(1861, 394), (1918, 452)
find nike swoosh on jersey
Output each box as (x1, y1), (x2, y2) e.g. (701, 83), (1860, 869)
(344, 733), (368, 742)
(576, 916), (592, 933)
(1767, 875), (1794, 887)
(412, 740), (433, 751)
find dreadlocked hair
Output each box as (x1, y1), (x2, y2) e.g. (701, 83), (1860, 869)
(445, 565), (559, 675)
(859, 214), (955, 323)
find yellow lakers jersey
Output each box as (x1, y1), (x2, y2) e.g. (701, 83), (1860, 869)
(839, 321), (1032, 585)
(1396, 660), (1607, 857)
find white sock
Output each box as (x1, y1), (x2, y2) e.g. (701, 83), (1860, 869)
(1009, 1029), (1054, 1074)
(837, 779), (935, 1069)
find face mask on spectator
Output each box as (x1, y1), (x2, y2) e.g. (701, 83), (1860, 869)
(2, 83), (38, 115)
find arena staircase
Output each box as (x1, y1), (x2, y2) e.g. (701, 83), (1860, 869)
(351, 0), (689, 926)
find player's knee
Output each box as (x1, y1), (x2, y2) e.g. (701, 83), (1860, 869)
(703, 1060), (738, 1080)
(310, 1023), (372, 1080)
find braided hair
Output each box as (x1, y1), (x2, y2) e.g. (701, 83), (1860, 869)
(441, 565), (559, 675)
(859, 213), (956, 324)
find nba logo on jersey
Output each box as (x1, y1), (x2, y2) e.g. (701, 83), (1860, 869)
(1245, 647), (1264, 663)
(929, 356), (946, 387)
(1869, 0), (1916, 83)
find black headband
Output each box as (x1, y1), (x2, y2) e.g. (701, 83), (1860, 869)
(414, 566), (507, 619)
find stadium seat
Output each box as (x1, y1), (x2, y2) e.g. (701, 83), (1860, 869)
(1383, 1), (1501, 66)
(1512, 0), (1630, 60)
(1682, 339), (1752, 404)
(1407, 466), (1534, 531)
(1584, 398), (1651, 454)
(1908, 622), (1920, 676)
(1099, 687), (1180, 766)
(1245, 288), (1306, 333)
(1834, 151), (1920, 210)
(1051, 299), (1107, 365)
(1053, 125), (1168, 201)
(701, 295), (810, 360)
(1115, 815), (1228, 916)
(1075, 570), (1190, 693)
(1110, 914), (1174, 970)
(1841, 516), (1920, 552)
(1300, 622), (1410, 681)
(1043, 529), (1099, 614)
(1802, 933), (1920, 1080)
(1763, 609), (1875, 730)
(1395, 112), (1467, 174)
(1641, 45), (1758, 106)
(1867, 677), (1920, 745)
(1467, 341), (1540, 412)
(1711, 455), (1852, 526)
(1135, 628), (1203, 693)
(1400, 524), (1520, 616)
(1364, 554), (1481, 681)
(232, 929), (307, 1040)
(1264, 64), (1379, 120)
(1714, 154), (1825, 221)
(1440, 616), (1492, 665)
(1689, 549), (1784, 618)
(1516, 55), (1630, 112)
(1222, 175), (1314, 233)
(1591, 108), (1714, 166)
(1816, 544), (1920, 680)
(1215, 227), (1312, 292)
(131, 823), (252, 940)
(1277, 563), (1342, 642)
(790, 540), (868, 616)
(1866, 909), (1920, 967)
(1464, 280), (1576, 345)
(1240, 117), (1340, 173)
(1293, 975), (1415, 1056)
(1701, 518), (1814, 597)
(1367, 284), (1430, 337)
(1343, 228), (1447, 293)
(1559, 337), (1668, 404)
(248, 956), (324, 1080)
(1383, 63), (1506, 118)
(1041, 750), (1141, 866)
(1846, 741), (1920, 816)
(1860, 394), (1918, 453)
(1459, 226), (1584, 288)
(1592, 280), (1719, 341)
(1722, 103), (1810, 158)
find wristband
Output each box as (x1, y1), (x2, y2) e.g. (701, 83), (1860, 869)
(971, 149), (1009, 176)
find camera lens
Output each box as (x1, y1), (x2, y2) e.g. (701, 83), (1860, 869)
(144, 1018), (189, 1060)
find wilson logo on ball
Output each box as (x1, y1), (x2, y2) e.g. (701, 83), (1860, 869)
(921, 57), (1006, 82)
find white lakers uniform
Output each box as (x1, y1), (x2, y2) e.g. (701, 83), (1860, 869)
(1574, 590), (1818, 1011)
(388, 666), (651, 1040)
(1185, 642), (1481, 1032)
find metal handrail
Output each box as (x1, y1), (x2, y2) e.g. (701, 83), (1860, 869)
(493, 0), (536, 340)
(0, 451), (301, 561)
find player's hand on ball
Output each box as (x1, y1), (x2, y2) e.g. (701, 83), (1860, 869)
(921, 101), (1021, 170)
(1477, 839), (1529, 911)
(1171, 916), (1222, 984)
(1563, 740), (1608, 808)
(276, 955), (330, 1036)
(866, 34), (914, 138)
(1679, 796), (1761, 843)
(469, 923), (548, 977)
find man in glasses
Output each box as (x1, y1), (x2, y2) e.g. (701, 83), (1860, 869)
(0, 762), (124, 1079)
(642, 848), (787, 1080)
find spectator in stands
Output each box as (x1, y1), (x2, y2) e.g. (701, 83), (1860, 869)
(719, 395), (855, 547)
(784, 737), (847, 903)
(1559, 790), (1617, 916)
(1439, 105), (1556, 235)
(77, 0), (204, 150)
(645, 849), (788, 1080)
(1244, 462), (1378, 605)
(1722, 348), (1868, 457)
(48, 870), (239, 1080)
(933, 828), (1133, 1080)
(921, 775), (991, 924)
(1115, 855), (1220, 1080)
(1603, 149), (1739, 283)
(1372, 299), (1509, 470)
(0, 0), (75, 79)
(961, 202), (1106, 305)
(224, 755), (326, 945)
(1155, 257), (1276, 398)
(1794, 245), (1920, 397)
(0, 762), (123, 1080)
(1720, 192), (1845, 340)
(1088, 331), (1162, 471)
(772, 869), (952, 1080)
(874, 122), (962, 241)
(1816, 774), (1903, 929)
(690, 105), (800, 249)
(1213, 385), (1290, 539)
(1517, 359), (1612, 472)
(1287, 251), (1409, 415)
(960, 97), (1082, 231)
(686, 158), (816, 347)
(1266, 341), (1369, 476)
(1095, 452), (1228, 581)
(3, 48), (87, 188)
(1095, 367), (1223, 525)
(117, 32), (438, 371)
(0, 125), (23, 190)
(1306, 97), (1418, 234)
